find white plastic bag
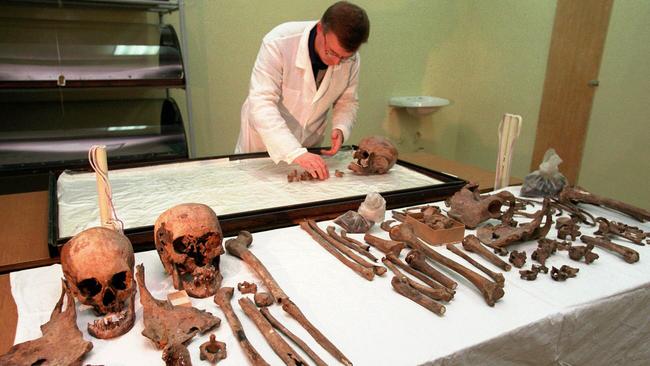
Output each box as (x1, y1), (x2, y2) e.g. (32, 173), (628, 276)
(521, 148), (568, 197)
(358, 192), (386, 224)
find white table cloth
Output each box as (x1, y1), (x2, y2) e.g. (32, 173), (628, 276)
(11, 187), (650, 365)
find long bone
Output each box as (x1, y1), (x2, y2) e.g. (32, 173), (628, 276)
(382, 257), (453, 302)
(226, 231), (287, 303)
(446, 244), (505, 287)
(261, 307), (327, 366)
(299, 220), (376, 280)
(308, 221), (385, 275)
(559, 186), (650, 222)
(391, 223), (505, 306)
(384, 253), (455, 296)
(214, 287), (269, 366)
(461, 235), (511, 271)
(404, 250), (458, 290)
(226, 230), (352, 365)
(363, 233), (405, 256)
(340, 230), (371, 251)
(327, 226), (378, 262)
(580, 235), (640, 263)
(239, 297), (308, 366)
(595, 217), (647, 245)
(391, 275), (446, 316)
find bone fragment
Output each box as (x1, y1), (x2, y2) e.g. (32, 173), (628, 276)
(0, 281), (93, 366)
(200, 334), (227, 363)
(214, 287), (270, 366)
(461, 234), (511, 271)
(404, 250), (458, 290)
(282, 298), (352, 366)
(519, 268), (539, 281)
(255, 292), (275, 307)
(568, 244), (599, 264)
(364, 233), (406, 257)
(595, 217), (647, 245)
(509, 251), (527, 268)
(299, 220), (376, 280)
(238, 281), (258, 294)
(392, 223), (504, 306)
(580, 235), (639, 263)
(446, 244), (505, 287)
(261, 307), (327, 366)
(551, 265), (579, 281)
(382, 256), (453, 302)
(560, 186), (650, 222)
(328, 225), (378, 262)
(384, 253), (455, 296)
(162, 342), (192, 366)
(476, 199), (553, 247)
(239, 297), (308, 366)
(380, 219), (397, 232)
(226, 231), (285, 303)
(391, 276), (446, 316)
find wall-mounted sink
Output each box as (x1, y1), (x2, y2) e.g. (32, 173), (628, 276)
(389, 96), (450, 116)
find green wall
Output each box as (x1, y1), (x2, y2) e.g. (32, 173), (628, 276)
(579, 1), (650, 210)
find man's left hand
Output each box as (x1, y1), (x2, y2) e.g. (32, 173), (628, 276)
(321, 128), (344, 156)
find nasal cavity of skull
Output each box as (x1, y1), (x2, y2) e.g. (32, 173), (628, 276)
(111, 271), (128, 290)
(102, 288), (116, 306)
(78, 278), (102, 297)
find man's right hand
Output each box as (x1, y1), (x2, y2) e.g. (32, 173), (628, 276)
(293, 152), (329, 180)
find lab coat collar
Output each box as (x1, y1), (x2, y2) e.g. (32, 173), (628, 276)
(295, 20), (318, 70)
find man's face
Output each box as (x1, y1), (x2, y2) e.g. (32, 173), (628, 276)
(317, 23), (356, 66)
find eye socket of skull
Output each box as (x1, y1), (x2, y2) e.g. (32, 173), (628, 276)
(78, 278), (102, 297)
(173, 236), (190, 254)
(111, 271), (128, 290)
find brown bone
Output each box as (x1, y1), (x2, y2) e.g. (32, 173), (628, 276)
(559, 186), (650, 222)
(391, 276), (446, 316)
(446, 244), (505, 287)
(239, 297), (308, 366)
(254, 292), (275, 308)
(0, 281), (93, 366)
(384, 253), (455, 297)
(261, 307), (327, 366)
(307, 220), (385, 275)
(225, 231), (286, 303)
(214, 287), (269, 366)
(461, 234), (511, 271)
(382, 256), (453, 302)
(340, 229), (371, 251)
(595, 217), (647, 245)
(404, 250), (458, 290)
(299, 220), (376, 280)
(136, 264), (220, 351)
(364, 233), (406, 257)
(327, 225), (378, 262)
(225, 231), (351, 365)
(446, 183), (514, 229)
(580, 235), (640, 263)
(477, 199), (553, 248)
(392, 223), (504, 306)
(200, 334), (227, 363)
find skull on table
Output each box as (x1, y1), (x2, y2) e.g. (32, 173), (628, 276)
(154, 203), (224, 298)
(61, 226), (136, 339)
(348, 136), (398, 175)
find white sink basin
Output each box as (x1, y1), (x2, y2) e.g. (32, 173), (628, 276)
(389, 96), (450, 116)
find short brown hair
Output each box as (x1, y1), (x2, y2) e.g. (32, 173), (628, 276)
(321, 1), (370, 52)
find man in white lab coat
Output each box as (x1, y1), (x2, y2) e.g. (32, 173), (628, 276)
(235, 1), (370, 180)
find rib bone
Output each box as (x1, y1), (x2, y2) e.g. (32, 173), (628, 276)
(560, 186), (650, 222)
(461, 234), (511, 271)
(391, 223), (505, 306)
(581, 235), (640, 263)
(214, 287), (269, 366)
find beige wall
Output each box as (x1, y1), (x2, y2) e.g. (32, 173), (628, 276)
(579, 1), (650, 210)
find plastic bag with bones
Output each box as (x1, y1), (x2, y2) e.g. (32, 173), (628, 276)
(348, 136), (398, 175)
(61, 226), (136, 339)
(154, 203), (224, 298)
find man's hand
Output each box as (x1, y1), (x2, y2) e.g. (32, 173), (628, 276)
(293, 152), (329, 180)
(320, 128), (343, 156)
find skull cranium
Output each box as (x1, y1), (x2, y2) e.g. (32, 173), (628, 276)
(61, 226), (136, 339)
(154, 203), (224, 298)
(348, 136), (398, 175)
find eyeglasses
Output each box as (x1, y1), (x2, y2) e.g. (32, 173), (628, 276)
(322, 32), (357, 64)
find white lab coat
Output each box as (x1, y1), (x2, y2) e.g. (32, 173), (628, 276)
(235, 21), (360, 164)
